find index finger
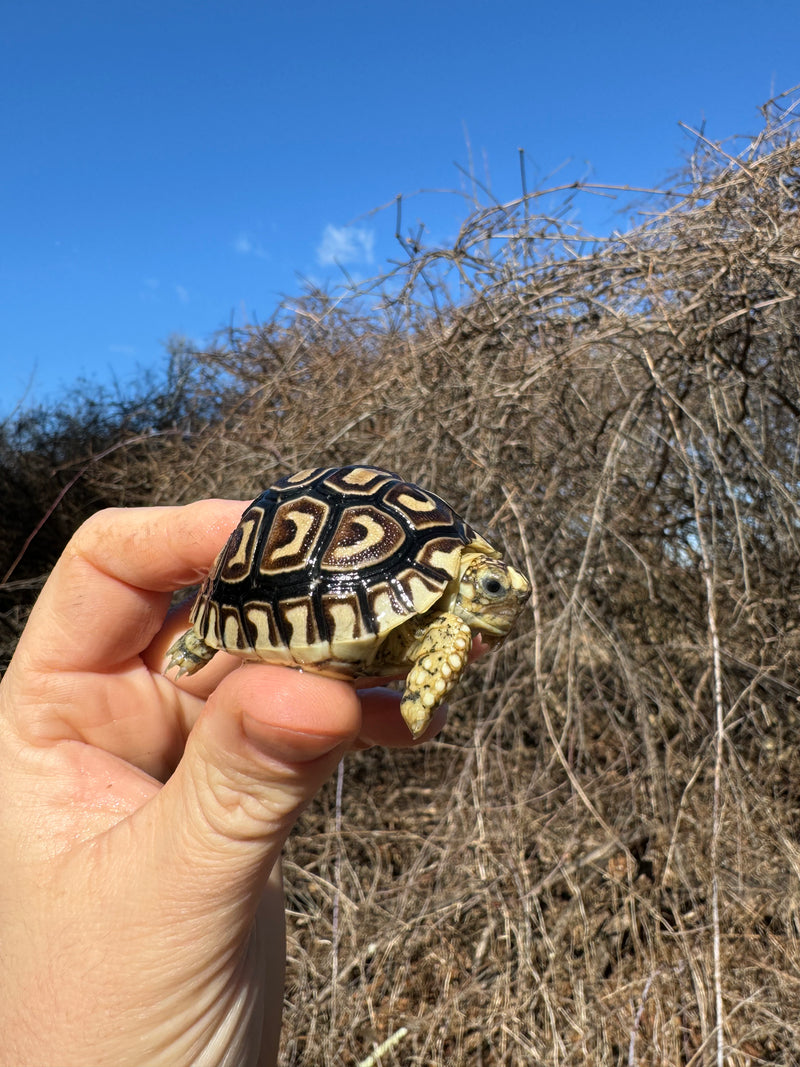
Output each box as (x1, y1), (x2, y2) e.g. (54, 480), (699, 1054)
(17, 501), (247, 673)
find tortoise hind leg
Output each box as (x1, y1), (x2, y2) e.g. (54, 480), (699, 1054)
(166, 630), (217, 677)
(400, 612), (473, 738)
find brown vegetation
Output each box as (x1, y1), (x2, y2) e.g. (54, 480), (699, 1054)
(3, 89), (800, 1063)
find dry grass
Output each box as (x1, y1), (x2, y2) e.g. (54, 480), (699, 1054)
(4, 88), (800, 1063)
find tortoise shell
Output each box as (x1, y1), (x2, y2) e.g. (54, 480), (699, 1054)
(186, 464), (499, 675)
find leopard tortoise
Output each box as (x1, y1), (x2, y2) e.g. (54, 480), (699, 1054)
(166, 465), (530, 737)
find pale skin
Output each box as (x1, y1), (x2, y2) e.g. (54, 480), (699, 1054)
(0, 501), (450, 1067)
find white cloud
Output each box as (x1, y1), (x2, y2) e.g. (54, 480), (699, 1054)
(316, 224), (375, 267)
(233, 232), (268, 259)
(108, 343), (136, 355)
(175, 284), (190, 304)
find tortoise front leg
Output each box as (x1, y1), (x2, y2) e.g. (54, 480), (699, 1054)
(400, 612), (473, 738)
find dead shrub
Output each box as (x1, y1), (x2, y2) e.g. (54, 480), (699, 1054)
(3, 88), (800, 1063)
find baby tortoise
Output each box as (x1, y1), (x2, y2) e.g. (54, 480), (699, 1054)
(166, 465), (530, 737)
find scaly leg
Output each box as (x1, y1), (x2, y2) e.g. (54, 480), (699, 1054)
(400, 612), (473, 737)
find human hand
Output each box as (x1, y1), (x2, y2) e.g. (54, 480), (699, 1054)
(0, 501), (444, 1067)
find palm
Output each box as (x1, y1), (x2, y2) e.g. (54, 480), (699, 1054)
(0, 501), (422, 1066)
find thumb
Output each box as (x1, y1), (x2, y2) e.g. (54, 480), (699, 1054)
(150, 664), (361, 920)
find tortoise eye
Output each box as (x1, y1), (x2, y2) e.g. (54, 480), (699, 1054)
(481, 575), (505, 596)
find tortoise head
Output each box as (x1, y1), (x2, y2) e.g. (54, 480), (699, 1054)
(453, 553), (530, 638)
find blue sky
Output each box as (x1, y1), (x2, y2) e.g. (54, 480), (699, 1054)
(2, 1), (798, 416)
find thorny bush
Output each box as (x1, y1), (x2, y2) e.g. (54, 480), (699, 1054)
(4, 90), (800, 1063)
